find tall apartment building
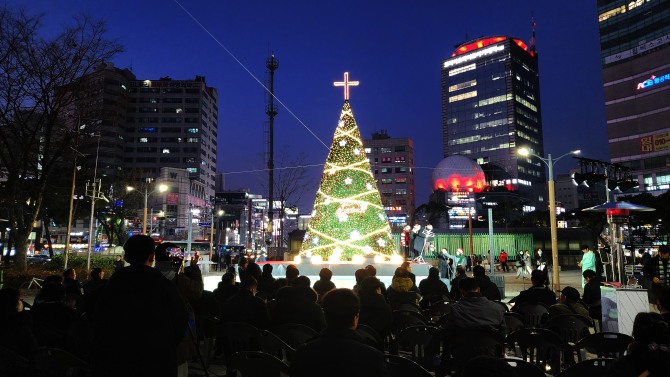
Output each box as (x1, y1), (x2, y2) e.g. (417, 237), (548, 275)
(597, 0), (670, 194)
(125, 76), (218, 200)
(440, 36), (547, 209)
(363, 130), (415, 228)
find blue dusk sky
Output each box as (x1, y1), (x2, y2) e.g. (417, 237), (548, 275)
(6, 0), (609, 212)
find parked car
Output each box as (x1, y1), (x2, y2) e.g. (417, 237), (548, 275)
(27, 254), (51, 264)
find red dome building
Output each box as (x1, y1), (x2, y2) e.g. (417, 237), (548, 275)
(432, 155), (487, 193)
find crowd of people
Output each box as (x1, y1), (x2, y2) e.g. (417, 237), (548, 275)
(1, 237), (670, 377)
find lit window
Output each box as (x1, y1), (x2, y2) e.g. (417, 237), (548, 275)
(449, 90), (477, 103)
(140, 138), (148, 143)
(162, 149), (170, 154)
(176, 108), (183, 114)
(448, 63), (476, 77)
(187, 168), (197, 173)
(449, 79), (477, 92)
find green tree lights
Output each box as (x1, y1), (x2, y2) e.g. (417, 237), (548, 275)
(301, 100), (396, 260)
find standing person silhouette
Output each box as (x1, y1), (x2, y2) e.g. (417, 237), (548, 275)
(92, 235), (188, 377)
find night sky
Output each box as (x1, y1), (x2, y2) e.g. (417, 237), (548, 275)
(8, 0), (609, 212)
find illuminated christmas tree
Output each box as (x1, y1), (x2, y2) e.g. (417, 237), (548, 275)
(301, 73), (396, 260)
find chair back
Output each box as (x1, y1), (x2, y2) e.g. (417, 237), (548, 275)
(557, 358), (613, 377)
(225, 322), (262, 356)
(513, 302), (549, 327)
(426, 300), (456, 319)
(271, 323), (319, 350)
(391, 310), (428, 336)
(575, 332), (633, 362)
(227, 351), (290, 377)
(395, 325), (442, 371)
(543, 314), (592, 345)
(356, 324), (383, 351)
(258, 329), (296, 365)
(0, 345), (34, 377)
(447, 328), (505, 375)
(492, 300), (510, 312)
(505, 358), (548, 377)
(34, 347), (91, 377)
(383, 354), (433, 377)
(507, 328), (562, 375)
(504, 312), (526, 336)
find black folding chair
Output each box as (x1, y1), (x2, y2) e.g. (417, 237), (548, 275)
(394, 325), (442, 372)
(507, 328), (562, 375)
(227, 351), (289, 377)
(513, 302), (549, 328)
(384, 354), (433, 377)
(446, 328), (505, 376)
(271, 323), (319, 350)
(557, 358), (613, 377)
(574, 332), (633, 362)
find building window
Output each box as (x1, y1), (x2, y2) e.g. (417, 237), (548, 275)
(449, 79), (477, 92)
(381, 157), (392, 163)
(395, 189), (407, 195)
(395, 167), (408, 173)
(394, 146), (406, 152)
(395, 156), (406, 163)
(381, 178), (392, 184)
(395, 177), (407, 184)
(448, 63), (476, 77)
(449, 90), (477, 103)
(380, 147), (392, 153)
(381, 168), (392, 174)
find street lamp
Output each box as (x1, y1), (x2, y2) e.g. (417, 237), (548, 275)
(518, 147), (580, 291)
(210, 209), (224, 261)
(127, 180), (168, 235)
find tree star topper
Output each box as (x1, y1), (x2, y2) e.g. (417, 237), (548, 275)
(334, 72), (359, 101)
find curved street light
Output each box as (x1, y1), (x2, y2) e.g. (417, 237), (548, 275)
(126, 180), (168, 235)
(518, 147), (580, 292)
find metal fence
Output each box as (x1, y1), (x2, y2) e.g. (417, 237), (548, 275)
(393, 233), (534, 260)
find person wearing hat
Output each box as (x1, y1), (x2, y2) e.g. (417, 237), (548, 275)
(578, 245), (595, 288)
(548, 285), (589, 319)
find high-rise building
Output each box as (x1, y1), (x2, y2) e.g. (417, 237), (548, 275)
(597, 0), (670, 194)
(125, 76), (218, 201)
(440, 36), (546, 209)
(363, 130), (416, 228)
(68, 62), (136, 179)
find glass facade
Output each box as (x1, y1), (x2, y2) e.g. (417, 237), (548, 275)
(597, 0), (670, 193)
(441, 37), (546, 206)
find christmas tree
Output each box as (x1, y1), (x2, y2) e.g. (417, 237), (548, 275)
(302, 74), (396, 260)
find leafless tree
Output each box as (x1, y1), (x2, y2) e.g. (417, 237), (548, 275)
(0, 8), (122, 270)
(258, 147), (313, 250)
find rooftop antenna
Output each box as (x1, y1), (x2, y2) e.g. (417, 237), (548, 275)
(529, 14), (537, 56)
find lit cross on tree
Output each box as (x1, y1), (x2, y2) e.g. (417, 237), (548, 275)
(334, 72), (359, 101)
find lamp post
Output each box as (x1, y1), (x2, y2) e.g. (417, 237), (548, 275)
(519, 147), (580, 291)
(209, 209), (224, 261)
(127, 181), (168, 235)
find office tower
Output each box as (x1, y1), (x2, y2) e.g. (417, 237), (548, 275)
(364, 130), (416, 228)
(597, 0), (670, 194)
(441, 36), (546, 209)
(125, 75), (218, 200)
(70, 62), (136, 179)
